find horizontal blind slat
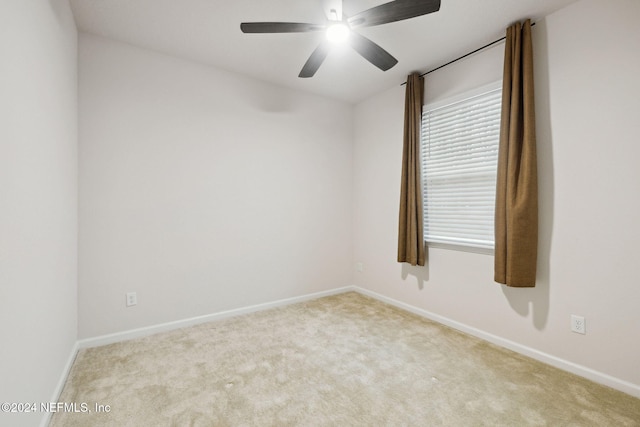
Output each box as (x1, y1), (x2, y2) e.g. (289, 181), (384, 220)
(421, 85), (501, 249)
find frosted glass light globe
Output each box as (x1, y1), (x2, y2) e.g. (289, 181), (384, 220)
(326, 23), (350, 43)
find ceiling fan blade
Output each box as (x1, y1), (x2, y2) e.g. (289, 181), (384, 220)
(348, 32), (398, 71)
(240, 22), (325, 33)
(348, 0), (441, 28)
(299, 42), (332, 78)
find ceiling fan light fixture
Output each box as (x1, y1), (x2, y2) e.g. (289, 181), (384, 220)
(326, 23), (350, 43)
(240, 0), (442, 77)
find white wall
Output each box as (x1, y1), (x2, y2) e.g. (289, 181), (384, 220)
(78, 34), (353, 339)
(0, 0), (78, 426)
(353, 0), (640, 395)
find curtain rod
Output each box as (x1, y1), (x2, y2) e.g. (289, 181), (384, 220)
(400, 22), (536, 86)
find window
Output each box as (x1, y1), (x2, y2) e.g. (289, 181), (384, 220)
(421, 82), (502, 251)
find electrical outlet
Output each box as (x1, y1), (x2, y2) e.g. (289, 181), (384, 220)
(126, 292), (137, 307)
(571, 315), (585, 334)
(356, 262), (364, 273)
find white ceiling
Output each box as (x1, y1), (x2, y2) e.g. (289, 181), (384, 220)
(70, 0), (579, 104)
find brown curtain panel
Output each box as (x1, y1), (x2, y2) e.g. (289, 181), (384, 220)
(495, 20), (538, 287)
(398, 72), (426, 266)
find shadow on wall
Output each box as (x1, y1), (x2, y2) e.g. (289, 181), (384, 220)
(241, 81), (298, 113)
(49, 0), (76, 40)
(501, 18), (554, 331)
(401, 244), (430, 290)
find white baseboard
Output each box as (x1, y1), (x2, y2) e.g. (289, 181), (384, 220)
(51, 282), (638, 427)
(78, 286), (356, 349)
(40, 340), (79, 427)
(354, 286), (640, 399)
(46, 287), (354, 426)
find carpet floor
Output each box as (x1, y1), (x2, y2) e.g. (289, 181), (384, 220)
(51, 292), (640, 426)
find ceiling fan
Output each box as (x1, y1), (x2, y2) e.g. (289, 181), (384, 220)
(240, 0), (441, 78)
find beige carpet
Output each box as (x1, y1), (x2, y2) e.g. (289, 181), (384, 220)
(51, 292), (640, 426)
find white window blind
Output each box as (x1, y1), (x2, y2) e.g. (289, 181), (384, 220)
(421, 85), (502, 250)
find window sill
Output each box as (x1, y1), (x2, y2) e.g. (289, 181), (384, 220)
(426, 241), (494, 256)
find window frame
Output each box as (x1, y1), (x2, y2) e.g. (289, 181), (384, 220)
(420, 81), (503, 255)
